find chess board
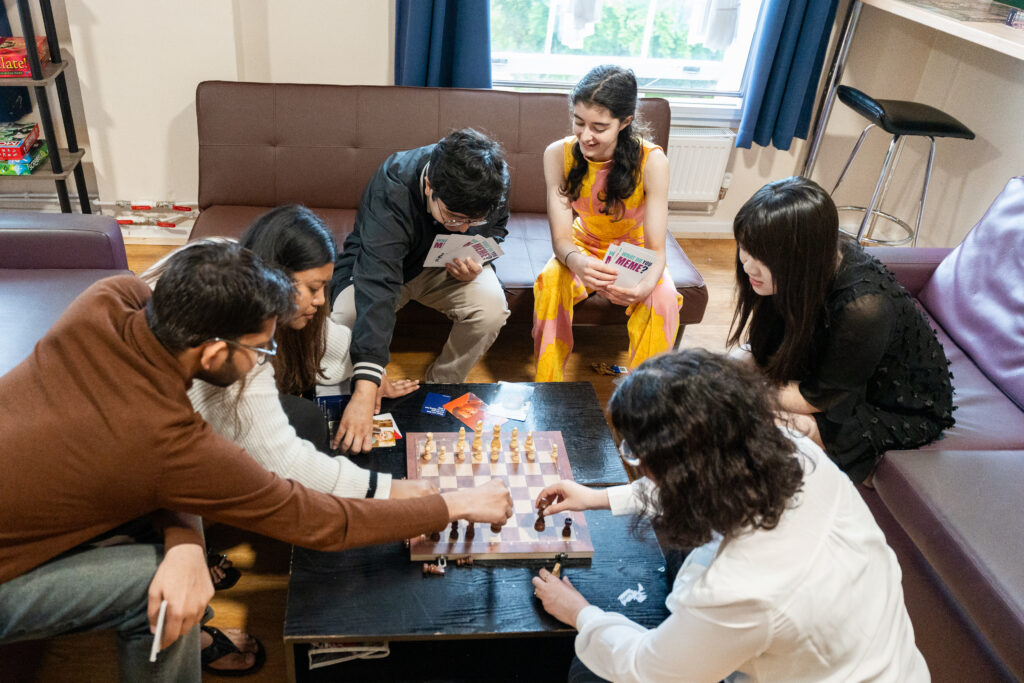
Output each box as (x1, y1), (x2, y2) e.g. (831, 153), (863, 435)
(406, 430), (594, 562)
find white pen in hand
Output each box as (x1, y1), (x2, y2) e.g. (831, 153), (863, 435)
(148, 599), (168, 662)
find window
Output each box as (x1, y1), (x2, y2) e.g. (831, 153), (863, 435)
(491, 0), (765, 123)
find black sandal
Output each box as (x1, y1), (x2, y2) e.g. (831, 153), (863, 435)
(200, 625), (266, 677)
(207, 551), (241, 591)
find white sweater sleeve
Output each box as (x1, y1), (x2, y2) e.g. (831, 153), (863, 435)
(318, 318), (354, 385)
(188, 363), (391, 499)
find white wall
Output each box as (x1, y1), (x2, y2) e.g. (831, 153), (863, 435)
(23, 0), (394, 204)
(676, 0), (1024, 248)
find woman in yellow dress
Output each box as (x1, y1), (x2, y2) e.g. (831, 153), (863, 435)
(533, 64), (680, 381)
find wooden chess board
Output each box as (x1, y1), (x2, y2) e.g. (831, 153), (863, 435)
(406, 430), (594, 562)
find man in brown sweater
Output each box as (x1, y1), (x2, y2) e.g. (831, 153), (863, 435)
(0, 242), (512, 681)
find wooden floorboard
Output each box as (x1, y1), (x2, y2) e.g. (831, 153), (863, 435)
(17, 238), (737, 682)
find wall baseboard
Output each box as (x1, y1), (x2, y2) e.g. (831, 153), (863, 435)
(668, 216), (733, 239)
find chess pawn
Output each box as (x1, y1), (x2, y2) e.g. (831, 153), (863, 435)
(525, 430), (535, 462)
(438, 445), (447, 463)
(421, 435), (433, 462)
(550, 442), (559, 462)
(561, 517), (573, 538)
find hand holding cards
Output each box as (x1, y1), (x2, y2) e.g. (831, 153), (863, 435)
(603, 242), (658, 288)
(423, 235), (503, 268)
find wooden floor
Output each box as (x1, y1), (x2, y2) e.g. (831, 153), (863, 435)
(15, 238), (737, 682)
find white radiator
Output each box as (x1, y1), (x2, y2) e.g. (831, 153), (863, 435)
(666, 127), (735, 203)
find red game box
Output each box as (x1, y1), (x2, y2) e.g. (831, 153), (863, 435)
(0, 122), (40, 160)
(0, 37), (51, 78)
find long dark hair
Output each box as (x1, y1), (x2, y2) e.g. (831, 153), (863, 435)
(609, 349), (804, 549)
(561, 64), (650, 220)
(240, 205), (336, 395)
(727, 177), (840, 383)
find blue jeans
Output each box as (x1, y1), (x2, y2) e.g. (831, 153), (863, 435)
(569, 655), (612, 683)
(0, 544), (201, 682)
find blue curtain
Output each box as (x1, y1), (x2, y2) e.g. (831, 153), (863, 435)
(736, 0), (838, 150)
(394, 0), (492, 88)
(1, 4), (33, 122)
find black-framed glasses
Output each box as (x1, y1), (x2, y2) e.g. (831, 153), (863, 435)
(212, 337), (278, 366)
(434, 196), (489, 228)
(616, 439), (641, 467)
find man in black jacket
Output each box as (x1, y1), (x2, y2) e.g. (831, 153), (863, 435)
(329, 128), (510, 453)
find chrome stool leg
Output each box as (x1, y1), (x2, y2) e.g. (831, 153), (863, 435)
(914, 137), (936, 247)
(856, 135), (902, 243)
(832, 123), (875, 195)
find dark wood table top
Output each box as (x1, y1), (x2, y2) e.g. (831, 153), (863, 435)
(285, 381), (667, 652)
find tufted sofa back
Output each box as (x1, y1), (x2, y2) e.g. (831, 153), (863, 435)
(196, 81), (670, 217)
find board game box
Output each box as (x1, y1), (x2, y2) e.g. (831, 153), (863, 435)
(0, 37), (50, 78)
(406, 428), (594, 562)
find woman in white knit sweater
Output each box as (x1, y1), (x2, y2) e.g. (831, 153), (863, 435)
(183, 205), (431, 501)
(532, 350), (928, 683)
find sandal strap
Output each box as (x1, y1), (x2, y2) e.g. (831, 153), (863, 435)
(200, 625), (241, 667)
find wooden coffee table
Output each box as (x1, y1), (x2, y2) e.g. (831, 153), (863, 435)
(283, 383), (669, 682)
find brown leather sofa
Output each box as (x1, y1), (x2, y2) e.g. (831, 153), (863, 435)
(189, 81), (707, 336)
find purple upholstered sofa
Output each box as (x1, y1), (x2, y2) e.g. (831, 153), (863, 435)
(862, 177), (1024, 682)
(0, 212), (129, 377)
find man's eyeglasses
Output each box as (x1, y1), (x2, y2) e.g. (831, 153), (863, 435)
(213, 337), (278, 366)
(616, 439), (642, 467)
(435, 196), (489, 228)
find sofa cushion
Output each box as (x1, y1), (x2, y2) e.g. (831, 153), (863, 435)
(916, 310), (1024, 451)
(918, 177), (1024, 410)
(0, 270), (125, 375)
(0, 213), (128, 270)
(873, 449), (1024, 676)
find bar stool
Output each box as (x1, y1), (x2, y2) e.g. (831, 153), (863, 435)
(831, 85), (974, 246)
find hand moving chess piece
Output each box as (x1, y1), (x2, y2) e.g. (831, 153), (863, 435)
(534, 498), (549, 532)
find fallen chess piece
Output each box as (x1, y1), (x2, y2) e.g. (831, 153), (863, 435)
(590, 361), (629, 376)
(456, 557), (474, 567)
(422, 559), (446, 576)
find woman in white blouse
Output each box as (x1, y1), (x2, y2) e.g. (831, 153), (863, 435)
(157, 206), (432, 502)
(532, 349), (928, 683)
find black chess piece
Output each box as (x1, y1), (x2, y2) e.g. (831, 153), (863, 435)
(534, 498), (549, 532)
(449, 521), (459, 541)
(534, 515), (546, 532)
(490, 523), (502, 533)
(466, 522), (475, 540)
(561, 517), (573, 538)
(429, 530), (441, 542)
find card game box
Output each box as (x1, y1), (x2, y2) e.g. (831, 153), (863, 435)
(0, 140), (48, 175)
(0, 122), (40, 161)
(0, 37), (51, 78)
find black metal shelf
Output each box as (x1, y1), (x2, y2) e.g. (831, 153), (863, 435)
(0, 0), (90, 213)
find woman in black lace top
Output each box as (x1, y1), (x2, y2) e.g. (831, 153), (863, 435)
(728, 177), (954, 483)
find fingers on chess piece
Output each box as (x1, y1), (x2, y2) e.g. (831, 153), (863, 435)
(551, 561), (562, 579)
(534, 498), (549, 532)
(561, 517), (573, 538)
(449, 521), (459, 541)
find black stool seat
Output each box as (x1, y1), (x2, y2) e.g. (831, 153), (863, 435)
(838, 86), (975, 139)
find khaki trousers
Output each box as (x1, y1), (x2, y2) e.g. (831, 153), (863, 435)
(332, 266), (510, 383)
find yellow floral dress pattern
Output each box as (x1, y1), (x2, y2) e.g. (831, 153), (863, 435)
(533, 137), (682, 381)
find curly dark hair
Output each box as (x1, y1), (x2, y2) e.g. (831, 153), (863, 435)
(561, 64), (651, 220)
(428, 128), (509, 219)
(609, 349), (805, 549)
